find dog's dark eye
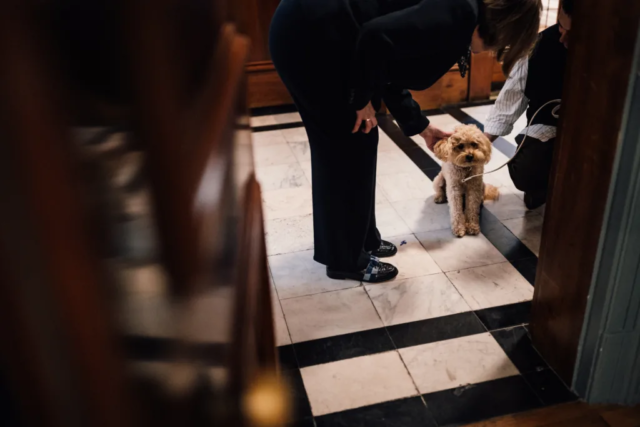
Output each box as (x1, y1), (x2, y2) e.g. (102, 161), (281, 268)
(456, 144), (464, 150)
(470, 142), (478, 148)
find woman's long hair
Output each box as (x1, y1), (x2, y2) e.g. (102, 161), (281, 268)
(478, 0), (543, 75)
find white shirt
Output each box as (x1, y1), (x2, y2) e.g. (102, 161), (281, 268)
(484, 58), (557, 143)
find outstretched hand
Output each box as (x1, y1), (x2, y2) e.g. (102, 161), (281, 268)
(420, 125), (453, 152)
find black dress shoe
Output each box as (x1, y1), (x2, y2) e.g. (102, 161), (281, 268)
(371, 240), (398, 258)
(326, 257), (399, 283)
(524, 191), (547, 210)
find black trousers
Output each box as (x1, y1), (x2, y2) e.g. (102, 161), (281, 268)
(270, 0), (381, 271)
(509, 134), (556, 197)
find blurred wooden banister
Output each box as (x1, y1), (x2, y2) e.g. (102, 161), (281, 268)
(0, 0), (281, 425)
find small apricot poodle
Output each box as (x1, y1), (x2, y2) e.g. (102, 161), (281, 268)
(433, 124), (499, 237)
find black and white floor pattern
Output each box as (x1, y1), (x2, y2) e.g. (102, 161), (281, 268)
(252, 104), (575, 427)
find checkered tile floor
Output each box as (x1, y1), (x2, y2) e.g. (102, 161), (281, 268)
(251, 104), (575, 427)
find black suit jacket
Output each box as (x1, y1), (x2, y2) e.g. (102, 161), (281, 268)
(301, 0), (479, 136)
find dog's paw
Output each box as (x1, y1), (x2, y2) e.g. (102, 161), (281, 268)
(452, 224), (466, 238)
(434, 194), (447, 204)
(466, 223), (481, 235)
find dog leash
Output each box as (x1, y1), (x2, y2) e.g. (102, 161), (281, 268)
(461, 99), (562, 183)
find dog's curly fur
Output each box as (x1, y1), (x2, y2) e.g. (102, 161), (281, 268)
(433, 124), (499, 237)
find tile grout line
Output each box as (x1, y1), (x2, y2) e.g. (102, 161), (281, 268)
(275, 256), (510, 303)
(361, 284), (444, 426)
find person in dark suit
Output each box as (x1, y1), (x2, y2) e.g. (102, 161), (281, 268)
(270, 0), (542, 283)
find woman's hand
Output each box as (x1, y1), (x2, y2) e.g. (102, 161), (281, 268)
(353, 102), (378, 134)
(420, 125), (453, 152)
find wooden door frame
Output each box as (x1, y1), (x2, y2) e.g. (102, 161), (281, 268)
(530, 0), (640, 387)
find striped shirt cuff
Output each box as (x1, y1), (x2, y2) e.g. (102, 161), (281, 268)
(484, 120), (513, 137)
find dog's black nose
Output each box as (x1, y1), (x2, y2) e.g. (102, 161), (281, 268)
(466, 154), (474, 162)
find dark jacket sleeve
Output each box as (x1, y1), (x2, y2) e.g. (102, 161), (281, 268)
(382, 85), (430, 136)
(349, 0), (473, 128)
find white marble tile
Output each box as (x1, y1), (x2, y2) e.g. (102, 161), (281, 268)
(392, 198), (452, 234)
(400, 333), (519, 394)
(269, 250), (360, 299)
(446, 262), (534, 310)
(250, 115), (277, 127)
(252, 129), (286, 146)
(504, 116), (528, 145)
(461, 105), (494, 123)
(482, 150), (524, 195)
(299, 160), (313, 184)
(416, 228), (506, 272)
(378, 129), (402, 152)
(483, 193), (535, 221)
(265, 214), (314, 256)
(301, 351), (417, 416)
(274, 112), (302, 124)
(383, 235), (441, 280)
(410, 137), (444, 167)
(261, 186), (313, 221)
(503, 214), (544, 256)
(377, 151), (421, 175)
(282, 127), (309, 143)
(281, 287), (383, 343)
(409, 133), (429, 151)
(378, 172), (435, 202)
(272, 291), (291, 346)
(252, 143), (297, 167)
(375, 185), (390, 208)
(255, 163), (309, 192)
(375, 206), (412, 238)
(426, 114), (463, 133)
(366, 273), (469, 326)
(288, 140), (311, 163)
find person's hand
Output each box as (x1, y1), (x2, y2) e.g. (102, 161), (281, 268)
(484, 132), (498, 143)
(420, 125), (453, 152)
(353, 102), (378, 134)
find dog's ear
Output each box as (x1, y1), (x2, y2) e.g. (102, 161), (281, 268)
(434, 138), (451, 162)
(478, 133), (492, 165)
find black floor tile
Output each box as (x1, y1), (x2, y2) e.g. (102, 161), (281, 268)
(474, 302), (532, 331)
(378, 117), (429, 152)
(442, 106), (484, 130)
(423, 376), (543, 426)
(523, 368), (578, 406)
(252, 121), (305, 132)
(282, 369), (313, 421)
(278, 344), (298, 372)
(251, 104), (297, 116)
(493, 137), (517, 157)
(288, 417), (316, 427)
(315, 397), (437, 427)
(480, 210), (536, 262)
(421, 167), (442, 181)
(403, 146), (441, 171)
(511, 257), (538, 286)
(492, 326), (548, 374)
(294, 328), (395, 368)
(422, 108), (447, 116)
(386, 312), (486, 350)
